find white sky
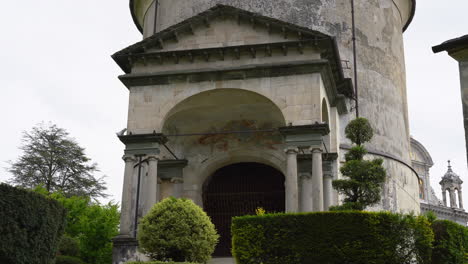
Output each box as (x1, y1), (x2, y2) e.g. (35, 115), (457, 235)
(0, 1), (467, 207)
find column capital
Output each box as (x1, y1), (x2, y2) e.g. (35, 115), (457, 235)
(171, 177), (184, 184)
(122, 154), (136, 162)
(299, 172), (312, 179)
(285, 147), (299, 154)
(310, 147), (323, 154)
(323, 173), (334, 179)
(147, 155), (159, 161)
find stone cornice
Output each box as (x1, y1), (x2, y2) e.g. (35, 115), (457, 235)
(159, 159), (189, 169)
(421, 202), (468, 220)
(279, 123), (330, 137)
(118, 133), (168, 145)
(119, 60), (348, 114)
(298, 153), (338, 162)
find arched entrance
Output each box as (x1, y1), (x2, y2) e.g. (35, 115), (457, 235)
(203, 162), (285, 256)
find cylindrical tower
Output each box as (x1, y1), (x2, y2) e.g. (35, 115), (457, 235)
(128, 0), (419, 212)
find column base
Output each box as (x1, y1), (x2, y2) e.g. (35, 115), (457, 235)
(112, 236), (149, 264)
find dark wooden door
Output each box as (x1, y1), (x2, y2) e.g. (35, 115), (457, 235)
(203, 163), (285, 257)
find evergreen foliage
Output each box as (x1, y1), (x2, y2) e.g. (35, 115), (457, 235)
(332, 118), (386, 211)
(55, 255), (85, 264)
(137, 197), (219, 263)
(431, 220), (468, 264)
(0, 183), (67, 264)
(231, 211), (434, 264)
(8, 123), (107, 199)
(58, 235), (80, 257)
(52, 192), (119, 264)
(34, 186), (119, 264)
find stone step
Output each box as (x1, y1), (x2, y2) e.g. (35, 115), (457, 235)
(208, 257), (235, 264)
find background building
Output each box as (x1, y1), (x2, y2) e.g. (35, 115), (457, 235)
(411, 138), (468, 226)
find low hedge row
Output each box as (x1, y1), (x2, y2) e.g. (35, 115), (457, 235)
(232, 211), (433, 264)
(126, 261), (198, 264)
(0, 183), (67, 264)
(431, 220), (468, 264)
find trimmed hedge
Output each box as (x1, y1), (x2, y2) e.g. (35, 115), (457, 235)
(55, 255), (85, 264)
(126, 261), (198, 264)
(232, 211), (433, 264)
(0, 183), (67, 264)
(431, 220), (468, 264)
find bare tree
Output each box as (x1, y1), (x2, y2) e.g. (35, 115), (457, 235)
(8, 123), (107, 198)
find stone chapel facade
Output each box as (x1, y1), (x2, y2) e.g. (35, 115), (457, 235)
(112, 1), (418, 263)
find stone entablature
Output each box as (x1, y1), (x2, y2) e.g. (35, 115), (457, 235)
(421, 202), (468, 227)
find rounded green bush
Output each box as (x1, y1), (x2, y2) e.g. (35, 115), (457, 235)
(137, 197), (219, 263)
(58, 235), (80, 257)
(345, 117), (374, 145)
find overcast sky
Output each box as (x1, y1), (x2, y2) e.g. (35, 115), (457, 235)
(1, 1), (467, 207)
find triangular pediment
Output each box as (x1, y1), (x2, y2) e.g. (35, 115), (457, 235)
(153, 15), (303, 52)
(113, 4), (354, 101)
(115, 4), (330, 57)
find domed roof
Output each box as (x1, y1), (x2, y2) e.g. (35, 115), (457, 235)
(440, 161), (464, 185)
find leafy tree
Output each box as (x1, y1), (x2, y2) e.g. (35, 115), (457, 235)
(53, 193), (119, 264)
(138, 197), (219, 263)
(331, 118), (386, 211)
(8, 123), (107, 198)
(34, 186), (119, 264)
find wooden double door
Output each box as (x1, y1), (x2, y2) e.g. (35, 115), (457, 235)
(203, 162), (285, 256)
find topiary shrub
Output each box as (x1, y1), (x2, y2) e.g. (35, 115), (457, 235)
(232, 211), (434, 264)
(55, 255), (85, 264)
(332, 117), (386, 211)
(431, 220), (468, 264)
(0, 183), (67, 264)
(137, 197), (219, 263)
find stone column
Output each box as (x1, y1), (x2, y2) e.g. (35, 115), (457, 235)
(159, 180), (174, 201)
(323, 173), (334, 211)
(171, 178), (184, 198)
(458, 189), (463, 209)
(120, 155), (136, 237)
(311, 148), (324, 212)
(299, 173), (313, 212)
(442, 190), (447, 206)
(449, 189), (457, 208)
(144, 155), (159, 215)
(285, 147), (299, 212)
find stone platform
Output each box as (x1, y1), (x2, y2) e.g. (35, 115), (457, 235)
(209, 257), (235, 264)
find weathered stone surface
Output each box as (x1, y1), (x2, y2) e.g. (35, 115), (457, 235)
(131, 0), (419, 212)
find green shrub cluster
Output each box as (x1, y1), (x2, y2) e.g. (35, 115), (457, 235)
(431, 220), (468, 264)
(138, 197), (218, 263)
(232, 211), (433, 264)
(0, 183), (67, 264)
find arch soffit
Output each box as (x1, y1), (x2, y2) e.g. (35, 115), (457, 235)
(196, 148), (286, 189)
(161, 88), (287, 130)
(410, 137), (434, 167)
